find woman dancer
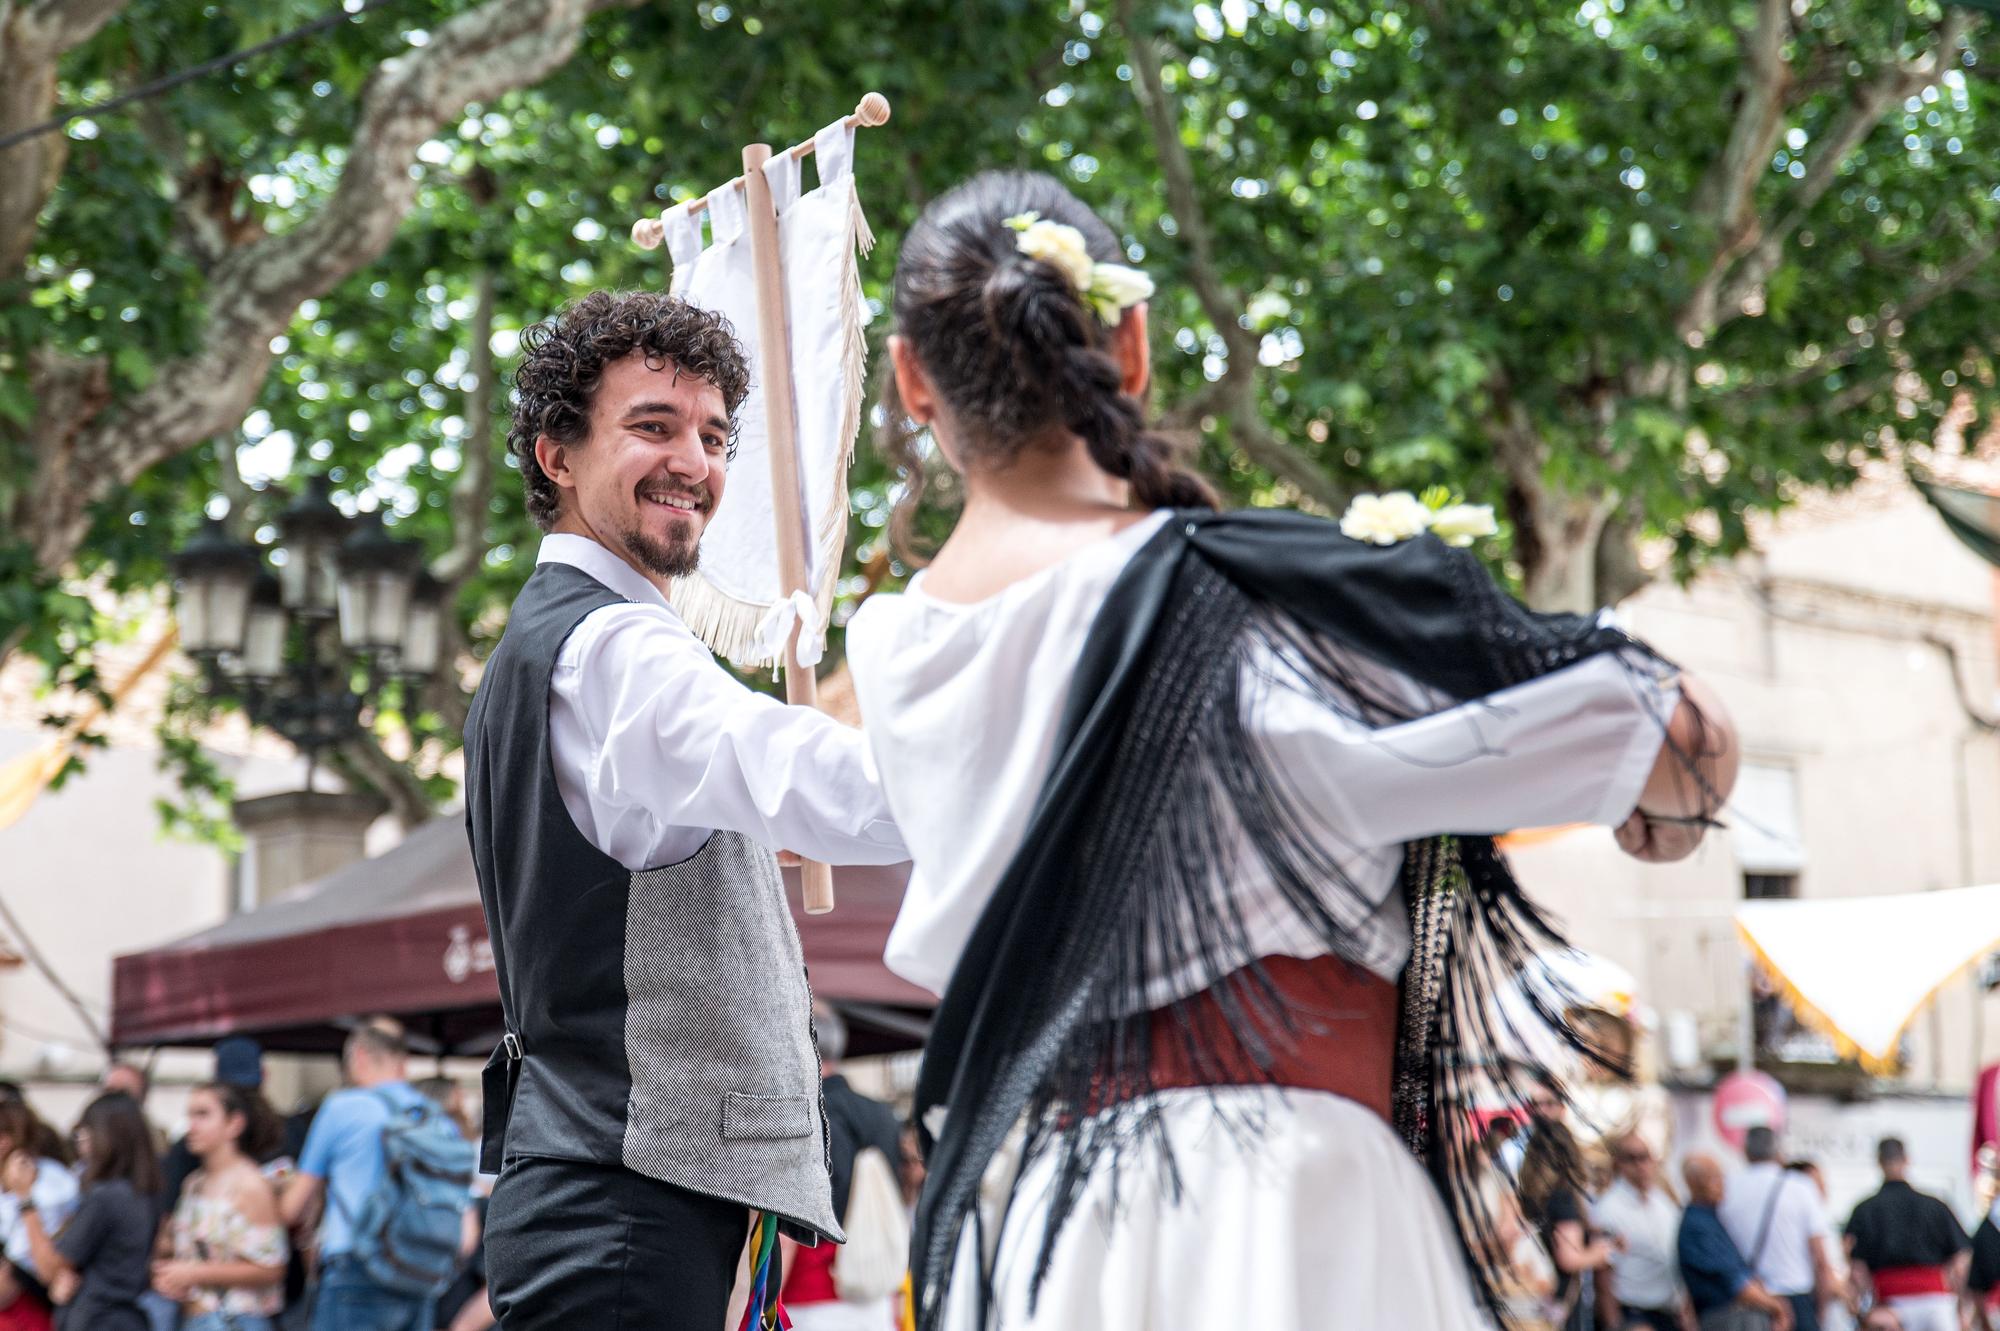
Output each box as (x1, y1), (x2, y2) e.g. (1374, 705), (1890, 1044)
(152, 1083), (288, 1331)
(844, 170), (1738, 1330)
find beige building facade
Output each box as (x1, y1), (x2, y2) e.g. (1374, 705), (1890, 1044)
(1509, 475), (2000, 1214)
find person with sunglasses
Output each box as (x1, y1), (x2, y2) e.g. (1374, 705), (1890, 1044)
(1595, 1133), (1692, 1330)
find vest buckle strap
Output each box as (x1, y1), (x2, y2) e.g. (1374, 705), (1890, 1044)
(482, 1031), (527, 1175)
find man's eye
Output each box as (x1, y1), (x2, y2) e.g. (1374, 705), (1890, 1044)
(634, 421), (664, 434)
(703, 436), (725, 451)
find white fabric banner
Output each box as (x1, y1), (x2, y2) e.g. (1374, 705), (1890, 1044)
(1736, 883), (2000, 1070)
(660, 120), (874, 666)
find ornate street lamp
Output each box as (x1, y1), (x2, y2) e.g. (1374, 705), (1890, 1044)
(170, 478), (443, 767)
(337, 509), (421, 661)
(398, 574), (448, 682)
(171, 519), (260, 660)
(276, 475), (346, 618)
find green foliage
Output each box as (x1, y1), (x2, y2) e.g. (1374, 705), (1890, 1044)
(10, 0), (1996, 815)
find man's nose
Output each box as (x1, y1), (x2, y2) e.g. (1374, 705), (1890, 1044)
(660, 432), (711, 483)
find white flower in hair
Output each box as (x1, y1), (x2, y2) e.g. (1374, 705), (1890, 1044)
(1428, 502), (1499, 548)
(1338, 491), (1434, 545)
(1004, 211), (1154, 325)
(1005, 212), (1094, 290)
(1085, 263), (1155, 327)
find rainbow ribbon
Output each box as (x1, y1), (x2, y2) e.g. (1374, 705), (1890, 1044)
(739, 1211), (791, 1331)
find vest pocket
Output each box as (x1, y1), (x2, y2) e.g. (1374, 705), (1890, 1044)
(721, 1091), (813, 1140)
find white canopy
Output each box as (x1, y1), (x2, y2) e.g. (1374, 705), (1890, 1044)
(1736, 883), (2000, 1073)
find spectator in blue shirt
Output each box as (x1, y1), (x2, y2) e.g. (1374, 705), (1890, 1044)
(1681, 1152), (1794, 1331)
(279, 1018), (435, 1331)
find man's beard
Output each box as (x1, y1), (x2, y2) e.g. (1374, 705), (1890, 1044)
(619, 521), (701, 579)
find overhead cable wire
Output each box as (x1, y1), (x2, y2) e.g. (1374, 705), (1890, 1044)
(0, 0), (405, 153)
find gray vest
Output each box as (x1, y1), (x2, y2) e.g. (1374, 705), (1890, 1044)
(464, 561), (840, 1242)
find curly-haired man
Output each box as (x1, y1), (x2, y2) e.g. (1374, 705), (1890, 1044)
(462, 291), (904, 1328)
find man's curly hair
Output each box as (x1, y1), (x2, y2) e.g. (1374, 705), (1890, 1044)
(507, 290), (751, 531)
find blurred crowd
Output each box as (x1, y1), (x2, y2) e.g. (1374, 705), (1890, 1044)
(0, 1007), (923, 1331)
(1478, 1075), (2000, 1331)
(0, 1019), (488, 1331)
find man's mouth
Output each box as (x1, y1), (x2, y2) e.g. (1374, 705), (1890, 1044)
(638, 488), (707, 514)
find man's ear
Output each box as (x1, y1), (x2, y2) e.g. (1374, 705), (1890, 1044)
(1111, 302), (1151, 400)
(888, 335), (938, 424)
(532, 434), (576, 492)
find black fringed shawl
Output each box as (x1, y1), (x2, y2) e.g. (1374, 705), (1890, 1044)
(907, 507), (1697, 1329)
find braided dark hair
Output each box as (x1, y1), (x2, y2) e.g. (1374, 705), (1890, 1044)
(887, 171), (1214, 553)
(508, 290), (750, 531)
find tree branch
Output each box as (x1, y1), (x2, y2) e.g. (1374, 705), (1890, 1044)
(1113, 0), (1346, 511)
(1709, 10), (1971, 328)
(333, 730), (433, 829)
(0, 0), (131, 275)
(20, 0), (615, 573)
(1679, 0), (1791, 339)
(432, 263), (496, 588)
(1765, 228), (1999, 393)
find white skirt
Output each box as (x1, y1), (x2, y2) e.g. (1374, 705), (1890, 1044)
(942, 1086), (1494, 1330)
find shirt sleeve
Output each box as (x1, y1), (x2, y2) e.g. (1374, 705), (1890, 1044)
(1685, 1215), (1752, 1297)
(54, 1188), (109, 1271)
(1253, 648), (1679, 848)
(296, 1094), (356, 1180)
(551, 604), (906, 869)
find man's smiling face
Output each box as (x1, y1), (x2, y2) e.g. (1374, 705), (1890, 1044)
(539, 351), (730, 581)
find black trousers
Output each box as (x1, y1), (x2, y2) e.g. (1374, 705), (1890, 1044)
(484, 1155), (749, 1330)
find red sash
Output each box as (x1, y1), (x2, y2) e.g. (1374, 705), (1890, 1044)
(1874, 1265), (1952, 1298)
(1092, 954), (1400, 1118)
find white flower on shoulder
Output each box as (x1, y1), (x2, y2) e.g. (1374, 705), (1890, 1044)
(1339, 491), (1433, 545)
(1086, 263), (1155, 326)
(1428, 502), (1499, 548)
(1011, 218), (1094, 291)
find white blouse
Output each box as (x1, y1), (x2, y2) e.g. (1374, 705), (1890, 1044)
(538, 534), (906, 871)
(844, 511), (1679, 1000)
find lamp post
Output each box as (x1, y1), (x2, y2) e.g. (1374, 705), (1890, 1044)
(170, 480), (445, 778)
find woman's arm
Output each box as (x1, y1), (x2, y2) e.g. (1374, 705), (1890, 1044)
(1550, 1218), (1617, 1275)
(13, 1208), (69, 1287)
(1615, 672), (1739, 863)
(153, 1258), (284, 1293)
(2, 1155), (70, 1286)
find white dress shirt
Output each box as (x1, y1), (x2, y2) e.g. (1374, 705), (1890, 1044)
(844, 510), (1680, 999)
(1719, 1162), (1832, 1297)
(538, 533), (905, 870)
(1594, 1177), (1685, 1311)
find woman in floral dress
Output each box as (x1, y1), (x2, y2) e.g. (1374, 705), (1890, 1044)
(152, 1084), (287, 1331)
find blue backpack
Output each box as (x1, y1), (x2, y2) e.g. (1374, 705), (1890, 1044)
(342, 1089), (476, 1297)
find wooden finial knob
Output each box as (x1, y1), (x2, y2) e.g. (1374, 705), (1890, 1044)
(855, 92), (891, 127)
(631, 216), (664, 251)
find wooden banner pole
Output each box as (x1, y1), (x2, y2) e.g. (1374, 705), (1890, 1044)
(741, 140), (835, 916)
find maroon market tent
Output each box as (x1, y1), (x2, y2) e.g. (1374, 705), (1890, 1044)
(110, 818), (929, 1056)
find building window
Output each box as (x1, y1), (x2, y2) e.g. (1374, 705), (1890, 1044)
(1731, 762), (1805, 878)
(1743, 872), (1799, 900)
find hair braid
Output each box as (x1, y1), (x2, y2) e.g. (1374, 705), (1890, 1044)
(1051, 339), (1217, 511)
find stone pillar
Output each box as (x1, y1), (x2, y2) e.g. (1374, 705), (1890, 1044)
(231, 789), (388, 910)
(230, 789), (389, 1110)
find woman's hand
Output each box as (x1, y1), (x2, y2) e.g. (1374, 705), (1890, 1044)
(151, 1260), (196, 1301)
(48, 1269), (76, 1306)
(1613, 808), (1710, 863)
(0, 1152), (35, 1200)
